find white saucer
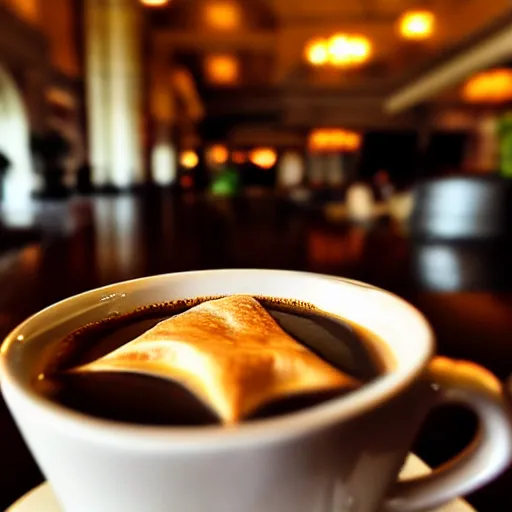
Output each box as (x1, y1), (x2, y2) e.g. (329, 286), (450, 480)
(7, 454), (475, 512)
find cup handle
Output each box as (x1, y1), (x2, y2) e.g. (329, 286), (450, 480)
(384, 356), (512, 512)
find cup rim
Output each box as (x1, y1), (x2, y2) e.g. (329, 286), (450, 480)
(0, 270), (434, 452)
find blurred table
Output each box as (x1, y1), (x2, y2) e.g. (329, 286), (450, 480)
(0, 192), (510, 511)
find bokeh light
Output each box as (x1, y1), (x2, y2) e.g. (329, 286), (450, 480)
(179, 150), (199, 169)
(204, 54), (239, 85)
(308, 129), (362, 153)
(203, 1), (241, 31)
(207, 144), (229, 165)
(462, 69), (512, 103)
(249, 148), (278, 169)
(141, 0), (170, 7)
(305, 38), (329, 66)
(399, 10), (435, 40)
(306, 34), (372, 67)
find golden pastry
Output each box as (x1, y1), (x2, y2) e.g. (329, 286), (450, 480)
(71, 295), (358, 424)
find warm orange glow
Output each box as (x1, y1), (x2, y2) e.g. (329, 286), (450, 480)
(349, 36), (372, 63)
(462, 69), (512, 103)
(328, 34), (372, 66)
(203, 1), (241, 31)
(232, 151), (247, 164)
(3, 0), (40, 24)
(308, 129), (362, 153)
(305, 39), (329, 66)
(399, 10), (435, 40)
(306, 34), (372, 67)
(249, 148), (278, 169)
(204, 54), (239, 85)
(208, 144), (229, 165)
(141, 0), (170, 6)
(180, 150), (199, 169)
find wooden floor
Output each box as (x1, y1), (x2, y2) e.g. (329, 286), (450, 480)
(1, 191), (511, 510)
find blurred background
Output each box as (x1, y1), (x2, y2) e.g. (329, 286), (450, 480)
(0, 0), (511, 208)
(1, 1), (512, 511)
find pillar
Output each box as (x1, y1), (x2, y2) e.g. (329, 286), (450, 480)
(85, 0), (143, 188)
(0, 64), (35, 225)
(85, 0), (110, 187)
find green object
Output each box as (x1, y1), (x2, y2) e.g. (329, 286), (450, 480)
(210, 166), (240, 196)
(498, 112), (512, 178)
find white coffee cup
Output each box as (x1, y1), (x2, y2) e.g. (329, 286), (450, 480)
(1, 270), (511, 512)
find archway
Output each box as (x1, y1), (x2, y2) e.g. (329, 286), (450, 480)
(0, 64), (35, 223)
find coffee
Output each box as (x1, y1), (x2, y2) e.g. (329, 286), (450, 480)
(35, 297), (384, 426)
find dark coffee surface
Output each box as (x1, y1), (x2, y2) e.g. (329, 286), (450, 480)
(36, 297), (383, 426)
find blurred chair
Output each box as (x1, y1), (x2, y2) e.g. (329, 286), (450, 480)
(410, 175), (512, 240)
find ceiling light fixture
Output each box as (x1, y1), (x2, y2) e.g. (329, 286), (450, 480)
(328, 34), (372, 66)
(305, 39), (329, 66)
(249, 148), (278, 169)
(204, 1), (241, 31)
(204, 54), (239, 85)
(141, 0), (170, 7)
(305, 34), (372, 67)
(462, 69), (512, 104)
(308, 129), (362, 153)
(398, 10), (435, 40)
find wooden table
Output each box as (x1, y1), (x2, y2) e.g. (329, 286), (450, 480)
(0, 192), (510, 511)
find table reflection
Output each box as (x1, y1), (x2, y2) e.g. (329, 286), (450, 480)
(410, 241), (512, 291)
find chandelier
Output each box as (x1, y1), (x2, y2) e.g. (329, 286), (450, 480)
(305, 34), (372, 67)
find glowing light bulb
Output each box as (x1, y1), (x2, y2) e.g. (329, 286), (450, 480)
(305, 39), (329, 66)
(204, 1), (241, 31)
(328, 34), (353, 65)
(249, 148), (278, 169)
(141, 0), (170, 7)
(208, 145), (229, 165)
(399, 10), (435, 40)
(204, 54), (239, 85)
(463, 69), (512, 103)
(180, 150), (199, 169)
(327, 34), (372, 66)
(349, 36), (372, 63)
(308, 129), (362, 153)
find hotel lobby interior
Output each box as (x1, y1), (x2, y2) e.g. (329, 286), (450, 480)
(1, 1), (512, 511)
